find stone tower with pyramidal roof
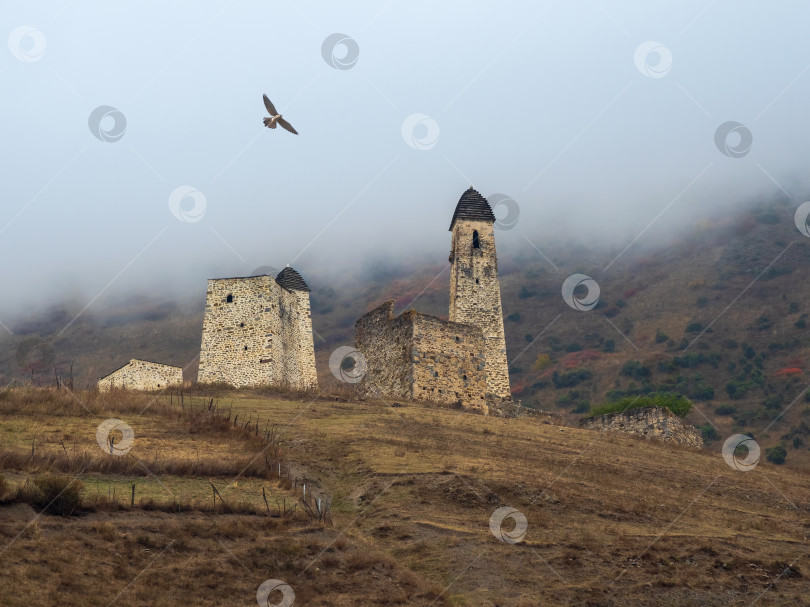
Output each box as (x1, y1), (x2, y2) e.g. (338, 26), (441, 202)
(448, 187), (511, 399)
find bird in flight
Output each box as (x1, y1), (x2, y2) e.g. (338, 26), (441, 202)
(262, 94), (298, 135)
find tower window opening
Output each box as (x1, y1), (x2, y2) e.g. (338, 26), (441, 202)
(226, 294), (233, 303)
(244, 346), (248, 351)
(475, 278), (480, 284)
(472, 230), (480, 249)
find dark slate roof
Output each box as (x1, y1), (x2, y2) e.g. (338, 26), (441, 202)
(275, 266), (311, 292)
(449, 187), (496, 230)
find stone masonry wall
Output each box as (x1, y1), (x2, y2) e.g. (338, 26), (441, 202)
(355, 301), (413, 400)
(198, 276), (317, 390)
(411, 313), (488, 412)
(354, 301), (488, 412)
(579, 406), (704, 448)
(449, 219), (511, 399)
(98, 359), (182, 392)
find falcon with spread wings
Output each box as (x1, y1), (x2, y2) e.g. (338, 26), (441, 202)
(262, 94), (298, 135)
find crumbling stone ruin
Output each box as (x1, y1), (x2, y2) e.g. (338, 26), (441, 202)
(197, 267), (318, 390)
(354, 188), (512, 412)
(579, 406), (704, 448)
(98, 359), (182, 392)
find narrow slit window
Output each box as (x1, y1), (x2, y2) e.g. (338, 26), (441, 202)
(226, 294), (233, 303)
(472, 230), (480, 249)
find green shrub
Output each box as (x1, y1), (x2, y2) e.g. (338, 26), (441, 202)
(657, 360), (677, 373)
(714, 405), (736, 416)
(685, 322), (703, 333)
(0, 475), (8, 501)
(763, 394), (783, 410)
(621, 360), (650, 380)
(572, 401), (591, 414)
(697, 297), (709, 308)
(672, 352), (722, 369)
(699, 423), (719, 441)
(588, 393), (693, 418)
(524, 334), (533, 342)
(689, 383), (715, 400)
(766, 445), (787, 465)
(518, 286), (535, 299)
(793, 437), (804, 449)
(726, 381), (750, 400)
(655, 330), (669, 344)
(565, 342), (582, 352)
(552, 368), (592, 389)
(506, 312), (521, 322)
(556, 391), (578, 406)
(602, 340), (615, 353)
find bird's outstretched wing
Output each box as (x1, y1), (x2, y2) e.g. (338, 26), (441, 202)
(277, 117), (298, 135)
(262, 94), (277, 116)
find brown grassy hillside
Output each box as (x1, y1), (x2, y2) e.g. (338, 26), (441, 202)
(1, 387), (809, 605)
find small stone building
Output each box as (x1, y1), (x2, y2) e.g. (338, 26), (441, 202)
(197, 266), (318, 390)
(98, 359), (183, 392)
(354, 188), (511, 412)
(579, 406), (704, 448)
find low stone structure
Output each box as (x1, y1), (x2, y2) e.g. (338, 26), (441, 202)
(98, 359), (183, 392)
(355, 301), (489, 413)
(579, 406), (704, 448)
(197, 267), (317, 390)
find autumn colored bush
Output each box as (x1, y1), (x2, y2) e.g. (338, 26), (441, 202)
(775, 368), (803, 378)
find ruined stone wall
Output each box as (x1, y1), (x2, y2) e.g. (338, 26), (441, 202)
(449, 219), (511, 399)
(579, 406), (704, 448)
(198, 276), (317, 390)
(354, 301), (488, 411)
(354, 301), (413, 400)
(98, 359), (182, 392)
(411, 313), (488, 412)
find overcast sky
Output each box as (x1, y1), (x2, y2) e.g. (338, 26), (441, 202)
(2, 0), (810, 321)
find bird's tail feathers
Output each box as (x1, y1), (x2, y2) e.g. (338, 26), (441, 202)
(263, 117), (276, 128)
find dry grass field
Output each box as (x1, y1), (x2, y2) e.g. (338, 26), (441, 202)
(1, 386), (809, 606)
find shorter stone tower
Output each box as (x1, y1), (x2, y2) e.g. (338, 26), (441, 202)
(198, 266), (317, 390)
(449, 188), (511, 400)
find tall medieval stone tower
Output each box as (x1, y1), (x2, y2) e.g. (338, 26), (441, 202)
(448, 188), (511, 399)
